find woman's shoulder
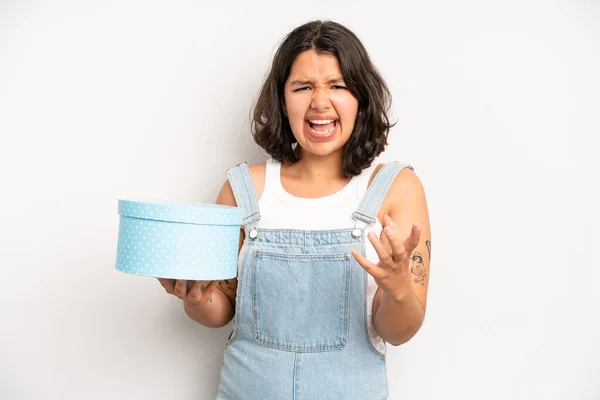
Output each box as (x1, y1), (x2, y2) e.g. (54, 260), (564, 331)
(218, 160), (268, 205)
(216, 161), (268, 207)
(247, 161), (267, 200)
(375, 160), (425, 216)
(366, 160), (415, 187)
(247, 160), (267, 177)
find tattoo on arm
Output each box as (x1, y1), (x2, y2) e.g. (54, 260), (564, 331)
(410, 252), (427, 286)
(217, 278), (238, 306)
(425, 240), (431, 260)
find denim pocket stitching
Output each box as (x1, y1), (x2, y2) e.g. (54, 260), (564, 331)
(252, 251), (351, 352)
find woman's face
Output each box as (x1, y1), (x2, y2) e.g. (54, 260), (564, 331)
(283, 50), (359, 159)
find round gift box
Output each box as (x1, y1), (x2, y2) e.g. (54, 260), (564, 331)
(115, 199), (243, 280)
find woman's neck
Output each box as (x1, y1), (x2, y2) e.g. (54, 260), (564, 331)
(285, 151), (345, 181)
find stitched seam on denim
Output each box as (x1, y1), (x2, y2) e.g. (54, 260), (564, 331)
(354, 164), (384, 217)
(253, 229), (362, 244)
(343, 257), (351, 345)
(361, 255), (387, 359)
(255, 243), (357, 249)
(243, 213), (259, 224)
(254, 232), (363, 246)
(254, 228), (358, 234)
(227, 168), (245, 218)
(224, 244), (250, 348)
(255, 240), (360, 246)
(251, 248), (260, 346)
(254, 338), (346, 352)
(228, 166), (258, 227)
(293, 353), (298, 400)
(295, 353), (301, 400)
(352, 211), (376, 225)
(355, 162), (405, 222)
(257, 252), (350, 260)
(252, 256), (350, 352)
(255, 255), (349, 351)
(362, 164), (400, 218)
(383, 360), (390, 396)
(228, 163), (261, 227)
(240, 163), (261, 222)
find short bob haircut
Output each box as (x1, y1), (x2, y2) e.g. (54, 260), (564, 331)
(251, 20), (395, 177)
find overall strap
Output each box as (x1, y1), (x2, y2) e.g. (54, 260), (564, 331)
(226, 162), (260, 229)
(352, 162), (414, 228)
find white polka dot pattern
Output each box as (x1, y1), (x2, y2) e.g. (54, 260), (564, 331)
(118, 199), (243, 225)
(115, 199), (243, 280)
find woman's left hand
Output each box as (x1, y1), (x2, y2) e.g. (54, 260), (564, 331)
(351, 214), (421, 299)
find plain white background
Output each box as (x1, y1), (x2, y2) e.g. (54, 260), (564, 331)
(1, 1), (599, 399)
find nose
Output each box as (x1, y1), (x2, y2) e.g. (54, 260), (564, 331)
(310, 88), (330, 111)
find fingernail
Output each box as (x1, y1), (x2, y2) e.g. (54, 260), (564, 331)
(201, 283), (207, 290)
(384, 226), (394, 233)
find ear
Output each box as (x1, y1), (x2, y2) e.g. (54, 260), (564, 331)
(281, 101), (287, 117)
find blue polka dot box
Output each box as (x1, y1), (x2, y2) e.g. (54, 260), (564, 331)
(115, 199), (244, 280)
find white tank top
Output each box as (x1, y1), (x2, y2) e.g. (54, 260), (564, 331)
(237, 158), (386, 354)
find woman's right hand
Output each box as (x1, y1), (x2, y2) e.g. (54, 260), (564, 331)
(157, 279), (220, 307)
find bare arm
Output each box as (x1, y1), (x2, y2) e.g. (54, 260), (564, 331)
(352, 166), (431, 346)
(372, 168), (431, 345)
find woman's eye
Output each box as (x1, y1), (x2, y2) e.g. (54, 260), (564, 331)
(294, 87), (310, 92)
(332, 85), (347, 90)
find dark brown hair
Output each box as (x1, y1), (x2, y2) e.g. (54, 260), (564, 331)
(251, 20), (395, 177)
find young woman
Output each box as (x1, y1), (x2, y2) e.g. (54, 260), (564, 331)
(159, 20), (431, 399)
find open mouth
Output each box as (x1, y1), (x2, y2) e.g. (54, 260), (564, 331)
(306, 119), (338, 140)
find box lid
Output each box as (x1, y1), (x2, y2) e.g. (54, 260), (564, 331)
(118, 199), (244, 226)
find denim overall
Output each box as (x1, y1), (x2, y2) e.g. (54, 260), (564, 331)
(215, 161), (411, 400)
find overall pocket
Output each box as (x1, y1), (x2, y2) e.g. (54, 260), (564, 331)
(252, 250), (351, 352)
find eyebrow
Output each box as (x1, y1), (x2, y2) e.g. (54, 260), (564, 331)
(289, 77), (346, 86)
